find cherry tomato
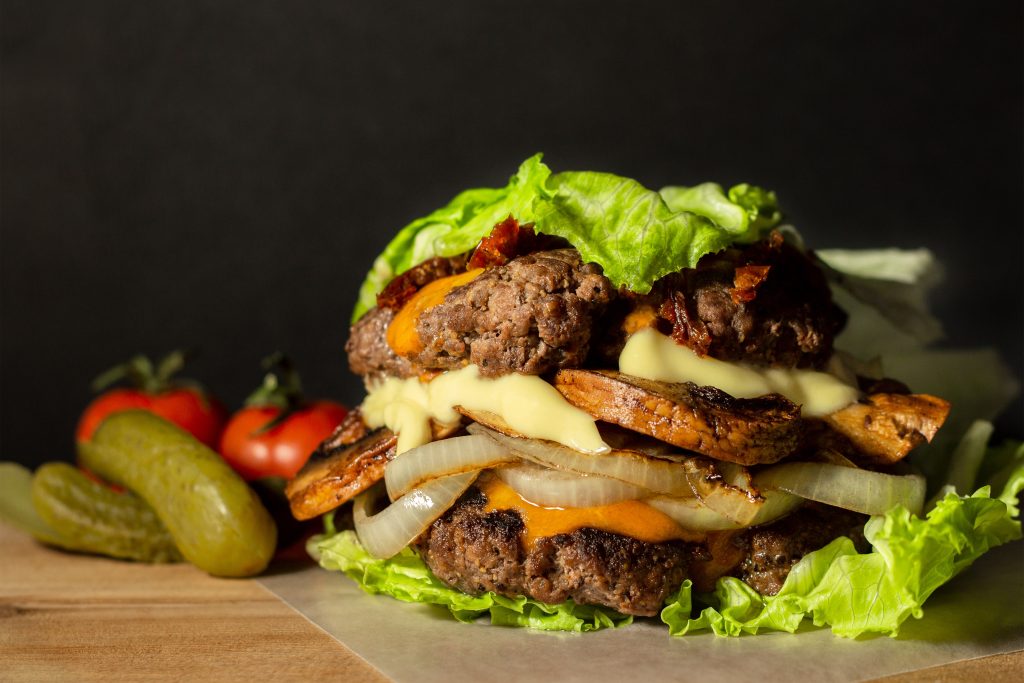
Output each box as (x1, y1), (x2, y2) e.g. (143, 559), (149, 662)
(219, 400), (347, 480)
(76, 387), (227, 449)
(218, 353), (348, 480)
(76, 351), (226, 449)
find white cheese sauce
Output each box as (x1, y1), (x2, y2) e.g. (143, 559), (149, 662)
(618, 328), (859, 416)
(361, 365), (609, 454)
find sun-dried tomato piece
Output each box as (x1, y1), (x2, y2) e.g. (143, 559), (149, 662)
(468, 216), (538, 269)
(659, 287), (712, 356)
(729, 264), (772, 304)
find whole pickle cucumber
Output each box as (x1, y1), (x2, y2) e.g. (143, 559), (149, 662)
(78, 411), (276, 576)
(32, 462), (183, 563)
(0, 461), (77, 548)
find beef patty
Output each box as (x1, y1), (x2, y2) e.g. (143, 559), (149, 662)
(416, 489), (867, 616)
(654, 233), (846, 369)
(345, 306), (416, 380)
(410, 248), (614, 377)
(415, 487), (699, 616)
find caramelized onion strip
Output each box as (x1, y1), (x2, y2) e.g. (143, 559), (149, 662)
(353, 471), (479, 559)
(384, 434), (517, 501)
(468, 423), (693, 497)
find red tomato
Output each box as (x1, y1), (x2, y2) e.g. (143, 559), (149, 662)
(219, 400), (348, 480)
(76, 387), (227, 449)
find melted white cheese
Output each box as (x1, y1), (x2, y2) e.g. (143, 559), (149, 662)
(619, 328), (859, 416)
(361, 365), (609, 454)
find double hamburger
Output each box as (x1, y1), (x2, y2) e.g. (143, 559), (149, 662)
(285, 155), (962, 626)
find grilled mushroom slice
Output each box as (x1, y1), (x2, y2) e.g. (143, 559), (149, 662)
(821, 392), (950, 464)
(553, 369), (802, 466)
(286, 416), (462, 520)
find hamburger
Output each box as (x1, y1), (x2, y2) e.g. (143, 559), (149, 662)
(285, 156), (1022, 636)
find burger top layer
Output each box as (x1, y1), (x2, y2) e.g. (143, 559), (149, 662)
(346, 230), (845, 381)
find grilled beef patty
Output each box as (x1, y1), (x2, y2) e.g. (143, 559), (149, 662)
(737, 504), (867, 595)
(410, 249), (614, 377)
(416, 489), (867, 615)
(415, 487), (700, 616)
(345, 306), (415, 380)
(654, 234), (846, 369)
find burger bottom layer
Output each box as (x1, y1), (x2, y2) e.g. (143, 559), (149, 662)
(414, 488), (868, 617)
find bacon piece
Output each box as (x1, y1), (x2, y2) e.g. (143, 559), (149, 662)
(374, 217), (545, 313)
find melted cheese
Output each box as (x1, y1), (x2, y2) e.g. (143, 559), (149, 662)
(619, 328), (859, 417)
(362, 365), (609, 454)
(386, 269), (484, 356)
(478, 476), (696, 547)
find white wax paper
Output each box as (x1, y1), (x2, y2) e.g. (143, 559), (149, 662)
(259, 541), (1023, 682)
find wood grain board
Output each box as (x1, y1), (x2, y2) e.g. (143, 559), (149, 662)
(1, 520), (1020, 682)
(0, 523), (385, 682)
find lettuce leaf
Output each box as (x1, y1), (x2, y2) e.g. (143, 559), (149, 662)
(310, 528), (632, 632)
(659, 182), (780, 235)
(532, 174), (778, 294)
(352, 156), (780, 319)
(661, 456), (1024, 638)
(818, 248), (945, 353)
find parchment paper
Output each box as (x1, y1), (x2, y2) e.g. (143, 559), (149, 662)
(259, 541), (1024, 683)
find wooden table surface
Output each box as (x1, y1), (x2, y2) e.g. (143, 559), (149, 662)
(1, 521), (1020, 682)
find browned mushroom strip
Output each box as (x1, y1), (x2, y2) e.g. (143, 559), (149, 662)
(553, 369), (802, 466)
(286, 428), (398, 521)
(821, 393), (951, 465)
(286, 419), (464, 520)
(552, 370), (806, 466)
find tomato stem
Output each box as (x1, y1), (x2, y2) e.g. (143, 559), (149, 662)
(244, 352), (305, 433)
(91, 350), (195, 394)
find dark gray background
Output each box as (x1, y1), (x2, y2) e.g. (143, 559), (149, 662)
(2, 1), (1021, 467)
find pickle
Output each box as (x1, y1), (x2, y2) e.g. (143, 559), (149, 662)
(0, 461), (76, 548)
(78, 411), (277, 577)
(31, 462), (183, 563)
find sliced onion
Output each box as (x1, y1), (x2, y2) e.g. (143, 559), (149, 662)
(385, 434), (518, 501)
(495, 462), (650, 507)
(716, 461), (760, 493)
(646, 496), (741, 531)
(682, 458), (765, 525)
(812, 448), (859, 468)
(354, 470), (479, 559)
(468, 423), (693, 497)
(648, 489), (804, 531)
(747, 489), (805, 525)
(754, 462), (926, 516)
